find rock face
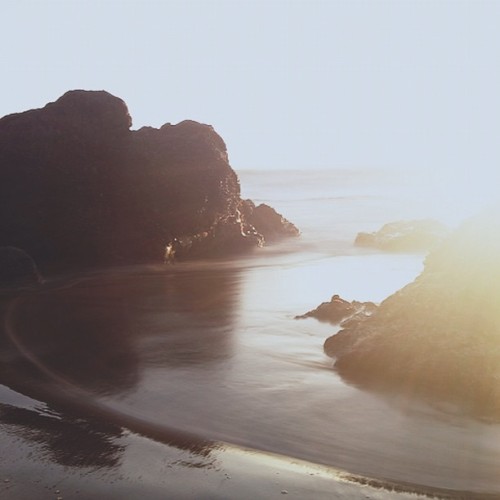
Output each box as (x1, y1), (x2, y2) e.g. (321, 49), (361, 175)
(295, 294), (376, 324)
(354, 219), (448, 253)
(325, 211), (500, 419)
(0, 90), (298, 272)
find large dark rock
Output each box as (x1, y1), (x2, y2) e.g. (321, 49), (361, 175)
(325, 211), (500, 419)
(354, 219), (448, 253)
(0, 90), (298, 272)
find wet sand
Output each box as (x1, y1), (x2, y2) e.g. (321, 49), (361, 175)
(2, 165), (500, 499)
(2, 260), (500, 499)
(0, 385), (477, 500)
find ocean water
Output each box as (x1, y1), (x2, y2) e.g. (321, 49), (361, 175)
(3, 168), (500, 495)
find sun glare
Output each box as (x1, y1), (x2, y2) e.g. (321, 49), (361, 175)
(396, 166), (499, 227)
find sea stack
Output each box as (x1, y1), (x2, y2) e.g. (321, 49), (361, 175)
(0, 90), (298, 273)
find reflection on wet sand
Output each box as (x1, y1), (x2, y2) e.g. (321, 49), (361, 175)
(1, 266), (242, 395)
(0, 265), (243, 473)
(3, 292), (140, 395)
(5, 261), (500, 498)
(136, 269), (241, 367)
(0, 403), (124, 469)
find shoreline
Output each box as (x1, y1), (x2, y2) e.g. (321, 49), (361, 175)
(1, 265), (499, 499)
(0, 383), (497, 500)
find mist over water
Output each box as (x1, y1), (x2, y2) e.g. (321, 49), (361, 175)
(3, 169), (500, 494)
(239, 168), (496, 235)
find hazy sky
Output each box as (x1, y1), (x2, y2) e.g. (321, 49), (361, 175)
(2, 0), (500, 181)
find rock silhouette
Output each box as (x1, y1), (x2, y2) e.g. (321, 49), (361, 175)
(0, 90), (298, 273)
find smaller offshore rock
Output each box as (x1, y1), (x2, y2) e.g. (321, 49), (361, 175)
(240, 200), (300, 244)
(354, 219), (448, 253)
(0, 247), (42, 289)
(295, 294), (377, 324)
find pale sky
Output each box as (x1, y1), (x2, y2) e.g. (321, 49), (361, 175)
(2, 0), (500, 183)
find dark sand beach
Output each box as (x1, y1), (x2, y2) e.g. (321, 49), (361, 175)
(0, 384), (484, 500)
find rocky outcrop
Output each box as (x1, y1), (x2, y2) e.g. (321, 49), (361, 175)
(240, 201), (300, 243)
(355, 219), (448, 253)
(295, 294), (376, 324)
(325, 211), (500, 419)
(0, 90), (298, 273)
